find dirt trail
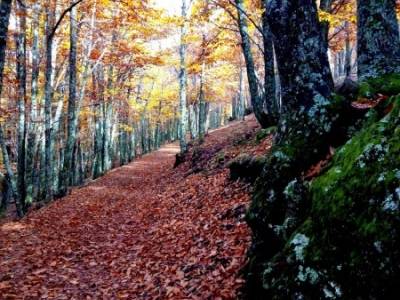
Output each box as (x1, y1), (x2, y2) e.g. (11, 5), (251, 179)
(0, 117), (268, 300)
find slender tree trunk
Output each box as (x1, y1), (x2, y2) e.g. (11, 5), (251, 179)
(0, 0), (11, 91)
(357, 0), (400, 79)
(103, 44), (115, 171)
(0, 127), (22, 216)
(0, 0), (23, 216)
(319, 0), (333, 51)
(25, 1), (41, 206)
(61, 1), (78, 195)
(261, 0), (278, 122)
(178, 0), (189, 153)
(235, 0), (278, 128)
(15, 1), (27, 210)
(238, 64), (246, 120)
(44, 4), (55, 201)
(198, 60), (207, 138)
(344, 24), (352, 78)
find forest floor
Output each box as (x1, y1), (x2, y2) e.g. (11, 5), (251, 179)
(0, 115), (272, 300)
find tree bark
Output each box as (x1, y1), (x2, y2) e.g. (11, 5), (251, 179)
(235, 0), (267, 127)
(61, 1), (78, 195)
(198, 60), (207, 138)
(319, 0), (333, 52)
(267, 0), (334, 139)
(25, 1), (41, 206)
(357, 0), (400, 79)
(245, 1), (338, 296)
(178, 0), (189, 153)
(344, 22), (352, 78)
(261, 0), (279, 120)
(44, 3), (56, 201)
(15, 0), (27, 210)
(0, 0), (23, 216)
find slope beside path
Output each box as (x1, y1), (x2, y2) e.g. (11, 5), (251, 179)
(0, 116), (271, 300)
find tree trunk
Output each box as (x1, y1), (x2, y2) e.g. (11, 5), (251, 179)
(261, 0), (279, 121)
(178, 0), (189, 153)
(44, 4), (55, 201)
(198, 60), (207, 138)
(235, 0), (277, 128)
(25, 1), (41, 207)
(238, 64), (246, 120)
(0, 0), (23, 216)
(344, 22), (352, 78)
(15, 0), (27, 210)
(245, 1), (338, 296)
(357, 0), (400, 79)
(319, 0), (333, 53)
(267, 0), (334, 139)
(61, 1), (78, 195)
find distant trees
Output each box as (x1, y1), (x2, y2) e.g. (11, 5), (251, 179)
(0, 0), (240, 216)
(235, 0), (278, 128)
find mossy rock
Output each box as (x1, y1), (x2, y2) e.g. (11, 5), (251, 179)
(257, 96), (400, 299)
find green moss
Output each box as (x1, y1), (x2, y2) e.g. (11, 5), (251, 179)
(358, 73), (400, 99)
(256, 126), (277, 143)
(257, 96), (400, 299)
(244, 72), (400, 298)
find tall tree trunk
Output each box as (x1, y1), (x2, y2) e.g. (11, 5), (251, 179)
(0, 0), (11, 91)
(267, 0), (334, 139)
(235, 0), (277, 128)
(61, 1), (78, 195)
(238, 64), (246, 120)
(344, 21), (352, 78)
(357, 0), (400, 79)
(44, 4), (55, 201)
(0, 0), (23, 216)
(178, 0), (189, 153)
(319, 0), (333, 53)
(25, 1), (41, 206)
(261, 0), (279, 122)
(245, 1), (337, 296)
(15, 0), (27, 210)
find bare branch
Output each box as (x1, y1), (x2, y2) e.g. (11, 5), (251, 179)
(48, 0), (85, 41)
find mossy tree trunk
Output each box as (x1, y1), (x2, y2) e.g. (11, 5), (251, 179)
(244, 0), (340, 297)
(267, 0), (334, 140)
(357, 0), (400, 80)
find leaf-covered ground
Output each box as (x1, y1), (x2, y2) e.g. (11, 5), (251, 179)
(0, 116), (271, 300)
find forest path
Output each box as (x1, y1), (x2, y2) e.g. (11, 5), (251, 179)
(0, 117), (267, 300)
